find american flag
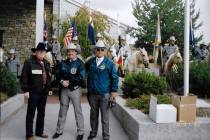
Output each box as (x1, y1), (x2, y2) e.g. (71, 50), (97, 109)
(43, 12), (48, 41)
(63, 21), (77, 48)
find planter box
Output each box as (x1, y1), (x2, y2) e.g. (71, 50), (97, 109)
(0, 94), (24, 124)
(112, 96), (210, 140)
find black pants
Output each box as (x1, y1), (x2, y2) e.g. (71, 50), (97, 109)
(88, 94), (110, 140)
(26, 93), (47, 138)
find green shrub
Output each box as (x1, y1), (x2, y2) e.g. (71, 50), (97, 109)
(0, 65), (19, 97)
(166, 63), (184, 91)
(126, 95), (171, 114)
(168, 61), (210, 98)
(0, 92), (8, 103)
(122, 71), (167, 98)
(190, 61), (210, 97)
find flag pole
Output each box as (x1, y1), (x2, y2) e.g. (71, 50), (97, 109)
(184, 0), (190, 96)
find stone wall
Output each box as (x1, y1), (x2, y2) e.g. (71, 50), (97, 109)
(0, 1), (53, 63)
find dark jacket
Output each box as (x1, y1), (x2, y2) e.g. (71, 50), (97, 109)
(59, 58), (85, 90)
(20, 56), (51, 94)
(86, 57), (119, 95)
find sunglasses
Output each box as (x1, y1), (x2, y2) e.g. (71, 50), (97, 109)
(96, 48), (105, 52)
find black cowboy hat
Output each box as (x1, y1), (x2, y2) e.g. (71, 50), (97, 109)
(31, 48), (36, 53)
(35, 42), (47, 51)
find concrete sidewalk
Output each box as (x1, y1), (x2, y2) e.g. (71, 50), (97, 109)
(0, 103), (129, 140)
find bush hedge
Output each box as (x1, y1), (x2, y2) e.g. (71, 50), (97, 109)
(169, 61), (210, 98)
(122, 71), (167, 98)
(0, 64), (19, 98)
(190, 61), (210, 98)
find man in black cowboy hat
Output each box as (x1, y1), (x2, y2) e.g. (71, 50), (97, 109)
(20, 42), (53, 140)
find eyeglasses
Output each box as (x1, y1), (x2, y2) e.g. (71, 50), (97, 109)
(96, 48), (105, 52)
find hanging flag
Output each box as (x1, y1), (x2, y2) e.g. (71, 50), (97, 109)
(153, 14), (161, 64)
(43, 12), (48, 42)
(72, 18), (78, 38)
(117, 48), (123, 65)
(155, 14), (161, 46)
(189, 13), (195, 49)
(63, 20), (76, 48)
(88, 15), (96, 45)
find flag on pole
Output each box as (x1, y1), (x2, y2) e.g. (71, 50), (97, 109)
(88, 15), (96, 45)
(63, 20), (76, 48)
(189, 13), (195, 49)
(155, 14), (161, 46)
(153, 14), (161, 64)
(72, 18), (78, 38)
(43, 12), (48, 42)
(117, 49), (123, 65)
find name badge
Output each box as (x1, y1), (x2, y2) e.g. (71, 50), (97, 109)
(32, 70), (42, 74)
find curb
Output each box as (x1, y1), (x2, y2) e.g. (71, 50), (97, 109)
(112, 96), (210, 140)
(0, 94), (24, 124)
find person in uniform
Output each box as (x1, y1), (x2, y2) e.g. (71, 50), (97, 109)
(72, 36), (84, 62)
(51, 35), (62, 62)
(6, 48), (21, 78)
(162, 36), (179, 63)
(96, 33), (103, 42)
(20, 42), (52, 140)
(52, 43), (85, 140)
(86, 40), (119, 140)
(114, 35), (131, 77)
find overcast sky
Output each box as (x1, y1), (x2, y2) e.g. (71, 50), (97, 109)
(77, 0), (210, 43)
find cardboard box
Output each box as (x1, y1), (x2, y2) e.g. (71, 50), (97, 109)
(149, 95), (177, 123)
(172, 95), (197, 123)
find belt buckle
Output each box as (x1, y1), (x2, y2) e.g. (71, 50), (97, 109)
(74, 86), (79, 90)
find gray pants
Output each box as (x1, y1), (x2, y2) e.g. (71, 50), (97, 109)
(88, 94), (110, 139)
(56, 88), (84, 135)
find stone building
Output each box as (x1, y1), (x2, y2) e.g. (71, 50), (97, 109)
(0, 0), (130, 62)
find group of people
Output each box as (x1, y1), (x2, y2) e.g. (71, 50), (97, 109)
(193, 43), (209, 60)
(19, 33), (119, 140)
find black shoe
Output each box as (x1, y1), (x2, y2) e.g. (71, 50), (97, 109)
(52, 132), (63, 139)
(87, 134), (96, 140)
(76, 134), (84, 140)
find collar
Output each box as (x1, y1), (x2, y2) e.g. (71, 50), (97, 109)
(69, 57), (77, 62)
(96, 56), (104, 61)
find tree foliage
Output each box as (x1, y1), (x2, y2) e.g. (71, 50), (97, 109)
(131, 0), (203, 53)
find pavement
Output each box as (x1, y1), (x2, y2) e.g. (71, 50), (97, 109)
(0, 96), (129, 140)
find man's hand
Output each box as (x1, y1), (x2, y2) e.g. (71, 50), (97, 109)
(62, 80), (69, 87)
(24, 92), (30, 99)
(111, 92), (117, 99)
(48, 91), (53, 96)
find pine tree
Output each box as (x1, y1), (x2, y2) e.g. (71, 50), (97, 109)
(190, 0), (203, 44)
(132, 0), (202, 53)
